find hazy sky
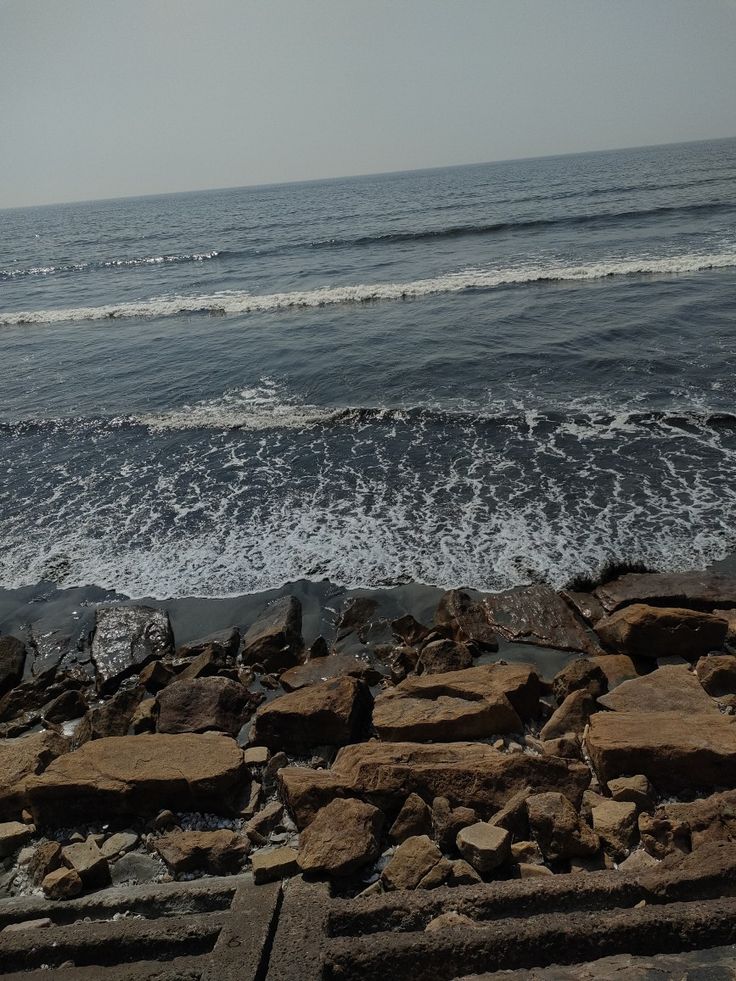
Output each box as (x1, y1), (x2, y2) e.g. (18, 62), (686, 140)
(2, 0), (735, 208)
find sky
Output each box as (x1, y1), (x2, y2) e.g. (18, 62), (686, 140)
(1, 0), (736, 208)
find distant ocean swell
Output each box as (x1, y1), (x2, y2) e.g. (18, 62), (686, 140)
(0, 250), (221, 280)
(2, 249), (735, 326)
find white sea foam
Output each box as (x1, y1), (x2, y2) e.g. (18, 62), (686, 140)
(2, 250), (734, 326)
(0, 251), (219, 280)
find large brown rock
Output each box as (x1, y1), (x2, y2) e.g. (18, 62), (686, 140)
(3, 733), (246, 824)
(526, 792), (599, 861)
(417, 640), (474, 675)
(381, 835), (442, 890)
(540, 690), (596, 740)
(586, 711), (736, 793)
(252, 676), (372, 752)
(279, 654), (384, 692)
(74, 688), (144, 745)
(279, 740), (590, 828)
(434, 590), (499, 651)
(0, 637), (26, 696)
(595, 571), (736, 614)
(485, 585), (605, 656)
(595, 604), (727, 659)
(297, 798), (383, 877)
(696, 655), (736, 697)
(91, 605), (174, 694)
(591, 799), (638, 859)
(639, 790), (736, 856)
(153, 829), (250, 874)
(242, 595), (303, 672)
(389, 794), (433, 843)
(552, 659), (607, 703)
(597, 664), (718, 714)
(373, 689), (520, 742)
(0, 731), (69, 816)
(156, 677), (249, 735)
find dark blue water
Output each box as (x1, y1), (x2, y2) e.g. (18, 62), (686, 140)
(1, 138), (735, 597)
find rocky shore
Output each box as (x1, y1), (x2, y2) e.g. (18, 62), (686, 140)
(1, 568), (736, 925)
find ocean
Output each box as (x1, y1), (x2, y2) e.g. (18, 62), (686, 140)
(1, 137), (735, 601)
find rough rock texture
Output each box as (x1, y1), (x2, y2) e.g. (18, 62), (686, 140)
(28, 841), (62, 885)
(242, 595), (303, 671)
(252, 676), (372, 751)
(456, 822), (510, 873)
(74, 687), (144, 745)
(417, 640), (474, 675)
(154, 829), (250, 874)
(279, 741), (590, 828)
(61, 839), (110, 888)
(485, 585), (605, 655)
(489, 787), (531, 839)
(0, 821), (32, 858)
(244, 801), (283, 844)
(42, 689), (87, 723)
(639, 790), (736, 857)
(594, 571), (736, 613)
(156, 676), (249, 735)
(591, 799), (638, 858)
(586, 710), (736, 792)
(526, 792), (600, 861)
(432, 797), (478, 851)
(540, 690), (597, 740)
(91, 605), (174, 693)
(279, 654), (384, 691)
(0, 731), (69, 816)
(138, 660), (174, 692)
(597, 664), (718, 715)
(42, 866), (82, 899)
(389, 794), (433, 843)
(696, 654), (736, 696)
(298, 798), (383, 877)
(607, 774), (654, 812)
(373, 689), (520, 742)
(552, 659), (607, 703)
(0, 637), (26, 697)
(251, 845), (298, 884)
(177, 626), (240, 661)
(593, 655), (640, 690)
(434, 589), (499, 651)
(381, 835), (443, 890)
(595, 604), (728, 659)
(3, 733), (246, 823)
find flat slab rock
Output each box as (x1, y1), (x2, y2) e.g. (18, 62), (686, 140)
(91, 605), (174, 693)
(484, 586), (605, 656)
(597, 664), (719, 715)
(2, 733), (246, 824)
(595, 604), (728, 659)
(279, 653), (385, 692)
(279, 740), (590, 828)
(0, 731), (69, 818)
(595, 571), (736, 613)
(586, 710), (736, 793)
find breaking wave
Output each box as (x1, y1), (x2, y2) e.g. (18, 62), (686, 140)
(0, 251), (221, 280)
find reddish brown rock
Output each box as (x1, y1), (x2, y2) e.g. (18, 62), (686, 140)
(456, 822), (510, 874)
(640, 790), (736, 857)
(297, 798), (383, 877)
(28, 841), (62, 885)
(42, 689), (87, 724)
(252, 676), (372, 752)
(552, 659), (607, 703)
(75, 687), (144, 745)
(485, 585), (605, 656)
(596, 604), (728, 659)
(389, 794), (433, 843)
(62, 838), (110, 888)
(417, 639), (474, 675)
(138, 660), (174, 692)
(381, 835), (442, 890)
(540, 689), (596, 740)
(526, 792), (599, 861)
(595, 571), (736, 614)
(373, 688), (520, 742)
(696, 654), (736, 697)
(279, 654), (384, 692)
(242, 595), (303, 671)
(156, 676), (249, 735)
(597, 664), (718, 715)
(607, 774), (655, 812)
(0, 731), (69, 817)
(431, 796), (477, 851)
(42, 866), (82, 899)
(154, 829), (250, 874)
(591, 799), (638, 859)
(592, 654), (640, 690)
(434, 590), (499, 651)
(391, 615), (430, 646)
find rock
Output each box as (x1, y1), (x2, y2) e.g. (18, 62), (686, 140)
(526, 792), (600, 861)
(43, 689), (87, 724)
(154, 809), (177, 830)
(373, 688), (520, 742)
(279, 740), (590, 829)
(307, 636), (330, 659)
(6, 733), (246, 824)
(99, 831), (138, 861)
(244, 801), (284, 844)
(511, 840), (544, 865)
(0, 821), (32, 858)
(456, 822), (510, 873)
(175, 647), (228, 683)
(607, 775), (655, 812)
(417, 639), (474, 675)
(639, 790), (736, 856)
(336, 597), (380, 638)
(696, 654), (736, 696)
(0, 731), (69, 815)
(252, 676), (372, 752)
(591, 799), (638, 858)
(381, 835), (442, 890)
(561, 591), (606, 626)
(91, 605), (174, 694)
(242, 596), (303, 672)
(432, 797), (477, 851)
(540, 689), (596, 740)
(154, 830), (250, 874)
(252, 845), (299, 884)
(156, 676), (249, 735)
(425, 911), (479, 932)
(243, 746), (269, 766)
(42, 866), (82, 899)
(595, 571), (736, 613)
(448, 859), (482, 885)
(298, 798), (383, 877)
(178, 627), (240, 661)
(0, 637), (26, 696)
(593, 655), (640, 690)
(541, 735), (582, 760)
(489, 787), (531, 839)
(28, 841), (62, 884)
(131, 697), (157, 734)
(389, 794), (433, 843)
(110, 852), (163, 885)
(391, 615), (430, 646)
(435, 589), (499, 650)
(586, 710), (736, 793)
(597, 664), (718, 715)
(485, 585), (605, 656)
(61, 838), (110, 888)
(74, 687), (144, 744)
(617, 848), (660, 873)
(552, 659), (607, 703)
(418, 855), (453, 889)
(138, 660), (174, 692)
(595, 604), (728, 659)
(279, 654), (384, 692)
(2, 917), (52, 932)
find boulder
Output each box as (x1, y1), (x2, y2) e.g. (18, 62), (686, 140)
(456, 822), (510, 873)
(28, 841), (62, 885)
(154, 830), (250, 874)
(639, 790), (736, 856)
(61, 838), (110, 888)
(175, 647), (228, 683)
(540, 690), (596, 740)
(0, 821), (32, 858)
(279, 654), (384, 692)
(696, 655), (736, 697)
(252, 676), (372, 752)
(298, 798), (383, 877)
(0, 731), (69, 815)
(373, 690), (520, 742)
(99, 831), (138, 861)
(485, 585), (604, 656)
(593, 655), (640, 690)
(391, 615), (430, 647)
(585, 711), (736, 793)
(552, 659), (607, 703)
(434, 590), (499, 651)
(178, 626), (240, 661)
(5, 733), (246, 824)
(449, 859), (482, 885)
(417, 640), (474, 675)
(156, 677), (249, 735)
(591, 799), (638, 858)
(91, 605), (174, 694)
(336, 597), (379, 639)
(526, 792), (599, 862)
(279, 740), (590, 829)
(242, 596), (303, 671)
(75, 687), (144, 746)
(594, 572), (736, 614)
(138, 660), (174, 692)
(42, 689), (87, 724)
(389, 794), (433, 843)
(607, 774), (655, 812)
(251, 846), (299, 884)
(381, 835), (442, 890)
(541, 735), (582, 760)
(0, 637), (26, 696)
(432, 797), (477, 851)
(595, 604), (727, 659)
(42, 867), (82, 899)
(597, 664), (717, 715)
(489, 787), (532, 839)
(561, 591), (605, 626)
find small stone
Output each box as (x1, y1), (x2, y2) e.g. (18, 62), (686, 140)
(381, 835), (442, 891)
(110, 852), (162, 886)
(0, 822), (33, 859)
(99, 831), (139, 861)
(243, 746), (270, 766)
(154, 809), (177, 830)
(389, 794), (433, 843)
(298, 799), (383, 877)
(448, 859), (482, 885)
(591, 800), (639, 859)
(417, 639), (473, 675)
(130, 696), (157, 734)
(245, 802), (284, 844)
(138, 660), (174, 692)
(517, 862), (554, 878)
(540, 690), (596, 740)
(426, 911), (479, 932)
(489, 787), (531, 839)
(154, 830), (249, 875)
(42, 866), (82, 899)
(511, 840), (545, 865)
(265, 751), (289, 779)
(417, 856), (453, 889)
(43, 689), (87, 724)
(607, 775), (655, 812)
(541, 735), (582, 760)
(2, 918), (52, 932)
(62, 839), (110, 888)
(240, 780), (263, 819)
(617, 849), (660, 873)
(28, 841), (62, 885)
(552, 658), (607, 703)
(252, 845), (299, 884)
(456, 822), (510, 874)
(432, 797), (477, 852)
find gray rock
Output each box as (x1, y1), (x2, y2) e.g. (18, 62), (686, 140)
(91, 605), (174, 693)
(110, 851), (162, 885)
(0, 638), (26, 696)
